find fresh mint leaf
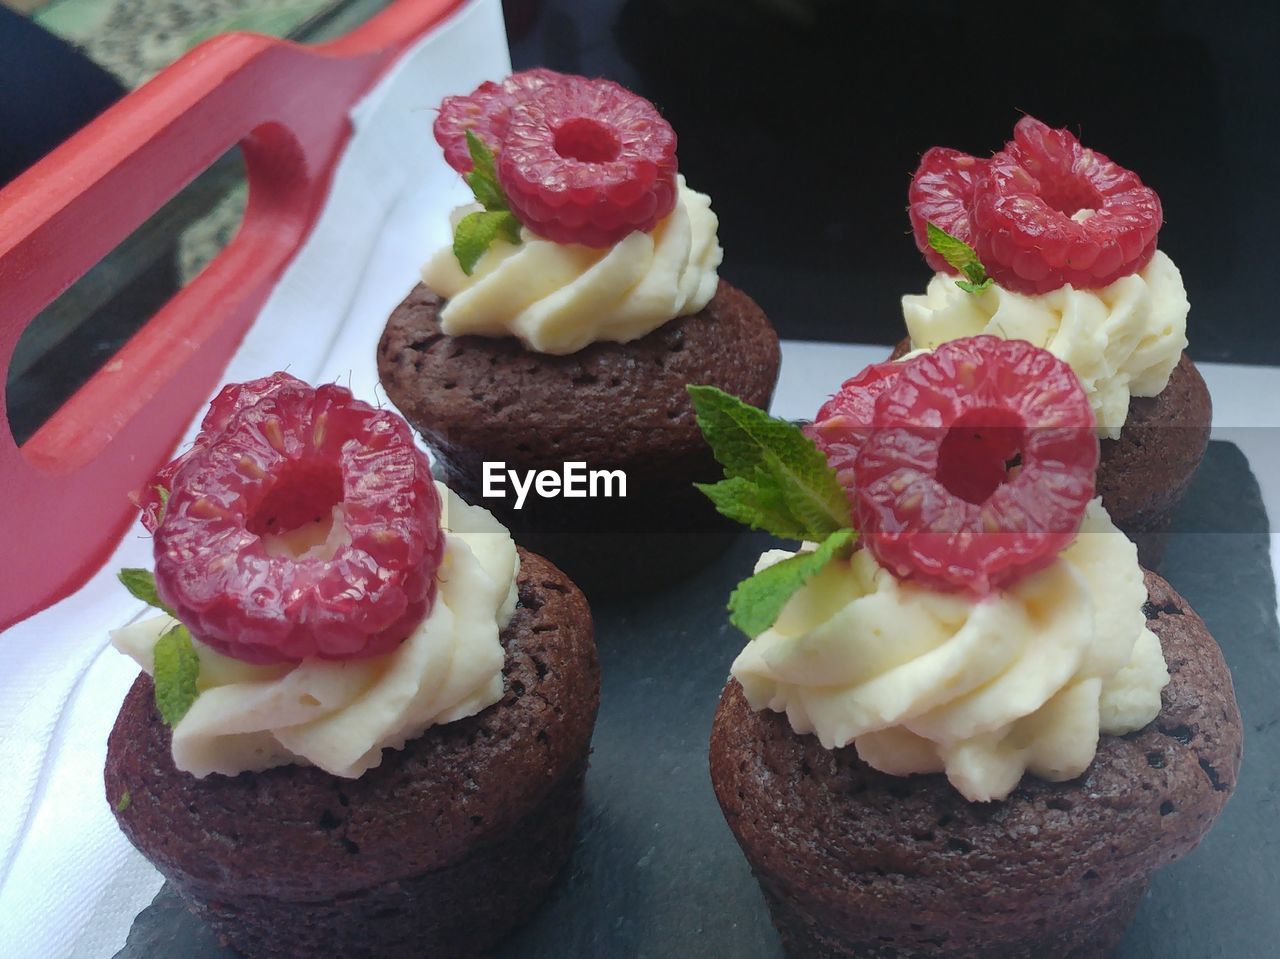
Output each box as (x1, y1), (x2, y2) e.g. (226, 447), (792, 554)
(153, 624), (200, 727)
(926, 222), (992, 294)
(120, 567), (197, 722)
(118, 568), (174, 617)
(688, 385), (851, 541)
(728, 528), (858, 639)
(695, 476), (813, 542)
(154, 485), (169, 524)
(452, 132), (522, 273)
(463, 131), (507, 211)
(454, 210), (522, 275)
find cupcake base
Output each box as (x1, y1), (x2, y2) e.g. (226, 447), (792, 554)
(709, 570), (1242, 959)
(890, 341), (1211, 568)
(106, 549), (599, 959)
(377, 280), (781, 598)
(756, 871), (1143, 959)
(1095, 352), (1211, 568)
(180, 762), (585, 959)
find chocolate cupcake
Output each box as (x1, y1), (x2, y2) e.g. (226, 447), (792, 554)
(898, 116), (1209, 567)
(377, 69), (780, 596)
(693, 338), (1241, 957)
(710, 568), (1241, 959)
(108, 548), (596, 959)
(103, 374), (599, 959)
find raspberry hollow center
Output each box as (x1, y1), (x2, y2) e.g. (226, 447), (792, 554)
(936, 409), (1024, 505)
(553, 117), (621, 163)
(249, 460), (347, 558)
(1038, 175), (1104, 219)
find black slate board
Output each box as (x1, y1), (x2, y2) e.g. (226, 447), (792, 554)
(117, 440), (1279, 959)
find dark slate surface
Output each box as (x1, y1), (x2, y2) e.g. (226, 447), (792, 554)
(117, 440), (1278, 959)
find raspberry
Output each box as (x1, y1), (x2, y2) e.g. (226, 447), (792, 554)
(851, 336), (1098, 595)
(908, 147), (988, 274)
(148, 379), (444, 663)
(804, 361), (903, 498)
(974, 117), (1162, 294)
(907, 117), (1162, 294)
(136, 372), (305, 532)
(497, 75), (678, 247)
(433, 68), (568, 173)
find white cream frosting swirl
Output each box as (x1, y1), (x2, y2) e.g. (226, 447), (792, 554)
(421, 175), (723, 354)
(112, 485), (518, 779)
(731, 500), (1169, 802)
(901, 250), (1189, 439)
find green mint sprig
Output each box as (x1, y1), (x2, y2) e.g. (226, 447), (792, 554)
(688, 385), (858, 639)
(689, 386), (852, 540)
(118, 568), (174, 617)
(153, 625), (200, 726)
(117, 567), (200, 726)
(728, 528), (857, 639)
(927, 222), (993, 294)
(453, 131), (522, 275)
